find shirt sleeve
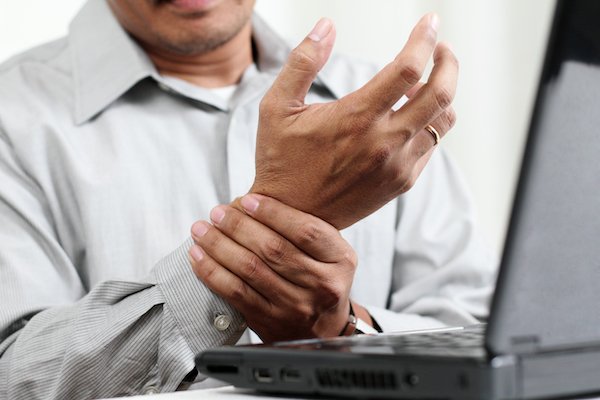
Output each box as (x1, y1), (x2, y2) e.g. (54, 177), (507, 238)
(368, 150), (499, 333)
(0, 130), (245, 399)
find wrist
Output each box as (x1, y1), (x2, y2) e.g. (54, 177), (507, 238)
(338, 300), (382, 336)
(338, 301), (357, 336)
(352, 301), (373, 327)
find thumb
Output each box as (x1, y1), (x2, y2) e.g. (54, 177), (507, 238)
(269, 18), (336, 107)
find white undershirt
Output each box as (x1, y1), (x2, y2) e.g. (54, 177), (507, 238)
(160, 75), (239, 107)
(208, 84), (238, 104)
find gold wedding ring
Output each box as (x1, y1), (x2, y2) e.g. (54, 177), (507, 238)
(425, 124), (440, 146)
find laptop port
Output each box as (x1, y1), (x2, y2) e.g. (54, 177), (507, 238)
(206, 365), (238, 374)
(253, 368), (274, 383)
(281, 368), (302, 383)
(403, 372), (419, 387)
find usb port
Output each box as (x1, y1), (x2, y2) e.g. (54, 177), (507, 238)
(281, 368), (302, 383)
(253, 368), (274, 383)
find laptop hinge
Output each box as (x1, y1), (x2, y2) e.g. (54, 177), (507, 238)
(510, 335), (540, 354)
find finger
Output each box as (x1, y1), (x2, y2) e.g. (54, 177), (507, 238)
(403, 80), (454, 149)
(390, 42), (459, 138)
(204, 206), (324, 287)
(345, 13), (439, 116)
(191, 219), (301, 296)
(238, 195), (356, 265)
(265, 18), (336, 109)
(410, 105), (456, 156)
(188, 243), (271, 318)
(405, 81), (425, 99)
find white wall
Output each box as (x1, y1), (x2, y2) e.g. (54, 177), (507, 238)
(1, 0), (555, 253)
(0, 0), (86, 60)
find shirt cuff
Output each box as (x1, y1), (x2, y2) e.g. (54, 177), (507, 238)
(152, 237), (246, 356)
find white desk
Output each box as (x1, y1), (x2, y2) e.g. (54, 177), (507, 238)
(108, 386), (600, 400)
(107, 386), (299, 400)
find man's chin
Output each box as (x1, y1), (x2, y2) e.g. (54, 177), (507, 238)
(152, 17), (250, 56)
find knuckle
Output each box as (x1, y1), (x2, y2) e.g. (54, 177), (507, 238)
(341, 249), (358, 270)
(337, 99), (378, 133)
(229, 280), (248, 303)
(258, 96), (269, 112)
(200, 262), (217, 283)
(397, 61), (422, 87)
(432, 85), (454, 110)
(391, 163), (412, 189)
(369, 144), (394, 170)
(295, 222), (323, 248)
(240, 254), (261, 281)
(294, 302), (318, 324)
(445, 49), (460, 70)
(404, 173), (417, 190)
(262, 236), (288, 265)
(446, 107), (457, 129)
(259, 96), (275, 118)
(400, 171), (418, 193)
(415, 145), (428, 159)
(202, 227), (220, 248)
(317, 281), (344, 310)
(225, 211), (244, 235)
(286, 256), (312, 277)
(289, 47), (318, 73)
(395, 125), (414, 142)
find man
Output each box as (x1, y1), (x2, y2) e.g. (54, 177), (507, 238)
(0, 0), (496, 398)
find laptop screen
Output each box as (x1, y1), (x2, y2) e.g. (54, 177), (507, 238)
(487, 0), (600, 354)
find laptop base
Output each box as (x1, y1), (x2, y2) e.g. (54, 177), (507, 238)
(198, 343), (600, 399)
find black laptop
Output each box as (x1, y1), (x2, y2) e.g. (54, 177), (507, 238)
(196, 1), (600, 398)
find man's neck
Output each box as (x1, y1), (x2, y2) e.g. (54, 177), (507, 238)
(144, 22), (253, 88)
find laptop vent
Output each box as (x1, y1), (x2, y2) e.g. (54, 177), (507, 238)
(316, 368), (397, 391)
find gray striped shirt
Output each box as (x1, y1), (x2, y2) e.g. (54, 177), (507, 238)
(0, 0), (497, 398)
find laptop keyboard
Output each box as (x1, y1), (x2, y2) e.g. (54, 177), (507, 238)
(274, 324), (487, 358)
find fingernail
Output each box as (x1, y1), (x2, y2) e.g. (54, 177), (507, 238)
(241, 194), (260, 214)
(210, 206), (225, 224)
(192, 222), (208, 237)
(190, 245), (204, 262)
(308, 18), (332, 42)
(429, 13), (439, 32)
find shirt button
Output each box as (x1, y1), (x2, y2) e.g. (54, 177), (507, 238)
(213, 314), (231, 331)
(144, 386), (159, 395)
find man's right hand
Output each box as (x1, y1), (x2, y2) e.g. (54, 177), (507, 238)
(250, 14), (458, 230)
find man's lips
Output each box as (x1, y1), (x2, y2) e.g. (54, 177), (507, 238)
(163, 0), (218, 13)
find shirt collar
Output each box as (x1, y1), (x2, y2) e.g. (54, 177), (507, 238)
(69, 0), (348, 125)
(69, 0), (157, 125)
